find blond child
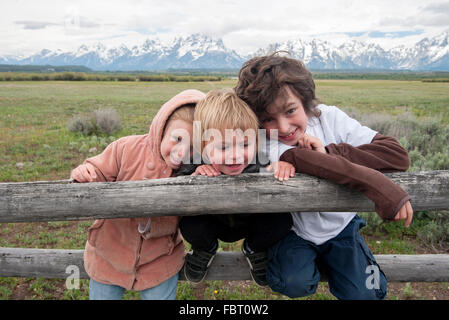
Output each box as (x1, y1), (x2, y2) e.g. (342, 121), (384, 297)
(179, 88), (293, 286)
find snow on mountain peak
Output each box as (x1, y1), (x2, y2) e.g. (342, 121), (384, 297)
(3, 29), (449, 71)
(173, 33), (228, 59)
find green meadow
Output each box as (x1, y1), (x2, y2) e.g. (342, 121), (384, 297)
(0, 79), (448, 300)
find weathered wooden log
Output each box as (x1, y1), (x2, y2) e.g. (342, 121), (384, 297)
(0, 171), (448, 223)
(1, 247), (448, 282)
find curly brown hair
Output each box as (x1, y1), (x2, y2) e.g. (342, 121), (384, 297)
(235, 51), (320, 118)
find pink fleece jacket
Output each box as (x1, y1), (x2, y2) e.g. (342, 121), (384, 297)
(70, 89), (205, 290)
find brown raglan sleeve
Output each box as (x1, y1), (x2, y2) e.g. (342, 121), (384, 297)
(280, 147), (411, 220)
(325, 133), (410, 173)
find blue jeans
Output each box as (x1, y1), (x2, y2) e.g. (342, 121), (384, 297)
(267, 215), (387, 300)
(89, 273), (179, 300)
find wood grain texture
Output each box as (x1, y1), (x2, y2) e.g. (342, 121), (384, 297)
(1, 171), (448, 282)
(1, 171), (448, 222)
(1, 248), (448, 282)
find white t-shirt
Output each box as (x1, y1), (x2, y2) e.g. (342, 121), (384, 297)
(264, 104), (378, 245)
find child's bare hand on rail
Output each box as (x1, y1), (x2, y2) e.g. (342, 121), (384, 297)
(267, 161), (295, 181)
(191, 164), (221, 177)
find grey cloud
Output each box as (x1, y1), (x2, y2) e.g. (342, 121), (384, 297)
(416, 15), (449, 27)
(78, 18), (101, 28)
(178, 15), (309, 39)
(15, 21), (58, 30)
(378, 1), (449, 28)
(379, 7), (449, 28)
(422, 2), (449, 14)
(15, 17), (101, 30)
(381, 16), (449, 28)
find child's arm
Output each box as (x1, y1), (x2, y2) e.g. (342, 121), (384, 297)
(280, 147), (412, 225)
(192, 163), (296, 182)
(316, 106), (409, 172)
(325, 133), (410, 173)
(71, 139), (124, 183)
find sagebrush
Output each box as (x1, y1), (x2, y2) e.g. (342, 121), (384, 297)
(68, 108), (122, 136)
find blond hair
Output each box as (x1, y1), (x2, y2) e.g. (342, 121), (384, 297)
(193, 88), (259, 154)
(163, 103), (195, 136)
(168, 103), (195, 123)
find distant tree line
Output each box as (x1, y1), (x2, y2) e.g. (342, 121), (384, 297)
(0, 64), (92, 73)
(0, 72), (223, 82)
(1, 64), (449, 81)
(312, 71), (449, 81)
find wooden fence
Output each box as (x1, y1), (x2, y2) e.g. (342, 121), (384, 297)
(1, 171), (449, 282)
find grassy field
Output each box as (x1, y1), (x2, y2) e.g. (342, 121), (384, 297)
(0, 79), (448, 300)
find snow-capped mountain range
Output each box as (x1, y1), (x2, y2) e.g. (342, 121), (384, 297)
(1, 31), (449, 71)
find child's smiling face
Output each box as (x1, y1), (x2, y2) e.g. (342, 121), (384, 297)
(160, 119), (193, 170)
(259, 86), (309, 146)
(204, 130), (256, 175)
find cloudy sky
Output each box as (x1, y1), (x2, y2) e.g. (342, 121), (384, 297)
(1, 0), (449, 56)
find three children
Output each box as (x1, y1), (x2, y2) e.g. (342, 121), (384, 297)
(72, 53), (413, 300)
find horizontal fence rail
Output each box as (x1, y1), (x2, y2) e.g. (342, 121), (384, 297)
(0, 171), (448, 222)
(1, 248), (449, 282)
(0, 171), (448, 283)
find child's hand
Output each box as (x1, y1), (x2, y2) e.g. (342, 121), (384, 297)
(70, 163), (98, 182)
(298, 133), (326, 154)
(191, 164), (221, 177)
(266, 161), (295, 181)
(393, 200), (413, 228)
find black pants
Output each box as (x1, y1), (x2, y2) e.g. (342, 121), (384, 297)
(179, 213), (293, 252)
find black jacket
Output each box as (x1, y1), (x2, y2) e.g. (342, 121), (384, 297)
(176, 155), (269, 228)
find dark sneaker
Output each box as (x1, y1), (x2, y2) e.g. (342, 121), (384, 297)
(241, 241), (268, 287)
(183, 249), (216, 283)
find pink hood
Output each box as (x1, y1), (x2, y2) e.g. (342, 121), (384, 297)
(73, 89), (205, 290)
(146, 89), (205, 174)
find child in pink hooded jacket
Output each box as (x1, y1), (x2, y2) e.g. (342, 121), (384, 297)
(70, 89), (205, 300)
